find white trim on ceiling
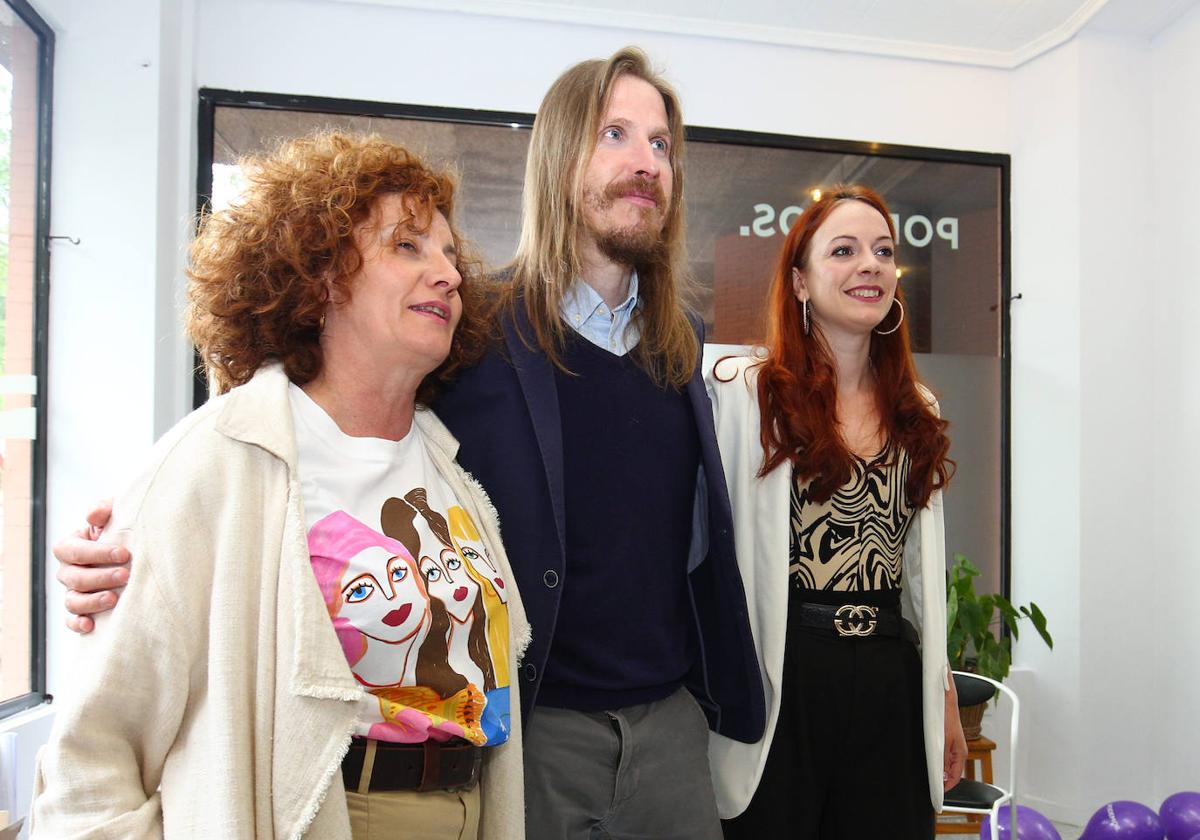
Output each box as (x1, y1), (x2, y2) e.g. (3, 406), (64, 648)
(328, 0), (1113, 69)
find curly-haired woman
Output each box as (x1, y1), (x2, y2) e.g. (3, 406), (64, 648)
(707, 185), (966, 840)
(30, 132), (528, 840)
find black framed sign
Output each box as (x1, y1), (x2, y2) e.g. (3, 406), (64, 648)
(196, 88), (1011, 597)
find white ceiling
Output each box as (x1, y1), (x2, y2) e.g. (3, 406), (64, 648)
(341, 0), (1199, 67)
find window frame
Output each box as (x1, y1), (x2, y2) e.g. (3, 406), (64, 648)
(195, 87), (1013, 602)
(0, 0), (54, 720)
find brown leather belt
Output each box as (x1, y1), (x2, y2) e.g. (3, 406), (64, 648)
(341, 737), (483, 793)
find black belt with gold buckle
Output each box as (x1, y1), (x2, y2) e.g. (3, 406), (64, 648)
(341, 737), (483, 793)
(796, 601), (904, 638)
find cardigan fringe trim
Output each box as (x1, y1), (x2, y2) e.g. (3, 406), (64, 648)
(295, 684), (364, 702)
(290, 716), (359, 840)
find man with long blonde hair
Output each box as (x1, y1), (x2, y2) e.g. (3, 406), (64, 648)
(433, 47), (764, 837)
(53, 48), (764, 838)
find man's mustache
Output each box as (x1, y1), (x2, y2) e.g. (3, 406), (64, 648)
(601, 176), (666, 208)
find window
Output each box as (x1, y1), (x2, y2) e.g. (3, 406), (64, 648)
(197, 89), (1011, 597)
(0, 0), (51, 716)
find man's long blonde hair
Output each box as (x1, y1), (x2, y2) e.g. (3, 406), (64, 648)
(504, 47), (698, 389)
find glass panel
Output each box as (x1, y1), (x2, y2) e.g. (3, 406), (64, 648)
(207, 103), (1005, 595)
(0, 2), (42, 704)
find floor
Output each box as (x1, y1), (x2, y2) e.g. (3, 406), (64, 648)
(1053, 820), (1084, 839)
(938, 816), (1083, 838)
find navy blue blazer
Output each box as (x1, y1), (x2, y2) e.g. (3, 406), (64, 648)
(433, 302), (765, 744)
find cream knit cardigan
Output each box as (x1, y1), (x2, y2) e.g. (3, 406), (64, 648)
(705, 355), (950, 819)
(31, 364), (530, 839)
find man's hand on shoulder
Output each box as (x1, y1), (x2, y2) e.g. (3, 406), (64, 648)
(53, 500), (130, 634)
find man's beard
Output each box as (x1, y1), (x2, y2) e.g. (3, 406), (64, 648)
(583, 176), (670, 268)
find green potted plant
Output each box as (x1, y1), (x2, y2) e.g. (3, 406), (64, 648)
(946, 553), (1053, 738)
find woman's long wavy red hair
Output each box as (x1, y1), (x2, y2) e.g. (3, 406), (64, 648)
(751, 184), (953, 507)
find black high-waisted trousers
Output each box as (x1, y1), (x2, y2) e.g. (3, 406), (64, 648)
(722, 588), (934, 840)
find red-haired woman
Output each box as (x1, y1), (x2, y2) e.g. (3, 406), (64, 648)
(707, 185), (967, 839)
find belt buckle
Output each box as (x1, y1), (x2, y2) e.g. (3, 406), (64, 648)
(833, 604), (878, 637)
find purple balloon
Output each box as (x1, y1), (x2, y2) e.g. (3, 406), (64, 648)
(980, 805), (1062, 840)
(1081, 801), (1164, 840)
(1161, 793), (1200, 840)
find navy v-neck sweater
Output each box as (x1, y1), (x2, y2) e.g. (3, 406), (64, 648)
(536, 332), (701, 711)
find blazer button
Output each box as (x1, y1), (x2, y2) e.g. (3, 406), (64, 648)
(523, 663), (537, 682)
(543, 569), (559, 588)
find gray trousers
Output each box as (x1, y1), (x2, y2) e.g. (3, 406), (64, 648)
(522, 687), (723, 840)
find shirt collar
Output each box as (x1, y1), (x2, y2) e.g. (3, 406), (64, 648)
(560, 270), (640, 327)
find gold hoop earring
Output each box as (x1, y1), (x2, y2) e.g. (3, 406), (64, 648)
(874, 300), (904, 335)
(802, 299), (811, 336)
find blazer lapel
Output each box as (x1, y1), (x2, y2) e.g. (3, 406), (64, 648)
(503, 306), (567, 559)
(686, 361), (734, 524)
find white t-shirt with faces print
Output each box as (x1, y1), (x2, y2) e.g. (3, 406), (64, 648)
(289, 384), (511, 747)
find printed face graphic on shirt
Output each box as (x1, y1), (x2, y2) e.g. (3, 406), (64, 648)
(418, 540), (480, 624)
(448, 506), (508, 604)
(338, 545), (429, 643)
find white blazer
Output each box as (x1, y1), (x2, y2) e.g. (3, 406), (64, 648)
(706, 355), (950, 819)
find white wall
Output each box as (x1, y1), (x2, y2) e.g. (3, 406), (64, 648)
(1076, 32), (1158, 809)
(8, 0), (1200, 830)
(1007, 16), (1200, 820)
(1149, 0), (1200, 800)
(193, 0), (1010, 151)
(35, 0), (198, 698)
(1007, 37), (1085, 822)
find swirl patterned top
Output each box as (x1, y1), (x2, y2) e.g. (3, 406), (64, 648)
(789, 447), (916, 591)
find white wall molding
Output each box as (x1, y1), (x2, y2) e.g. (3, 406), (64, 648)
(322, 0), (1113, 69)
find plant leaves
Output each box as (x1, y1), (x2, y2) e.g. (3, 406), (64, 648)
(1020, 602), (1054, 649)
(976, 638), (1000, 681)
(978, 596), (996, 634)
(995, 596), (1022, 640)
(946, 553), (1054, 682)
(958, 599), (984, 641)
(946, 586), (959, 637)
(958, 554), (982, 578)
(947, 628), (966, 668)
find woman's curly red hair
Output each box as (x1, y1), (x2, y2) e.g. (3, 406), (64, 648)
(747, 184), (953, 508)
(185, 131), (488, 401)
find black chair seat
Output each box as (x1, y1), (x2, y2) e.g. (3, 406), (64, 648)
(954, 673), (997, 707)
(943, 778), (1005, 809)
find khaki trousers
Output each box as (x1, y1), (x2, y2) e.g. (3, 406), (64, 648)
(344, 739), (481, 840)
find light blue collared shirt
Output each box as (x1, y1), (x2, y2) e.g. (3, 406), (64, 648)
(559, 271), (641, 355)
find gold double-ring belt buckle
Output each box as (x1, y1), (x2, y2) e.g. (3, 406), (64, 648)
(833, 604), (878, 637)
